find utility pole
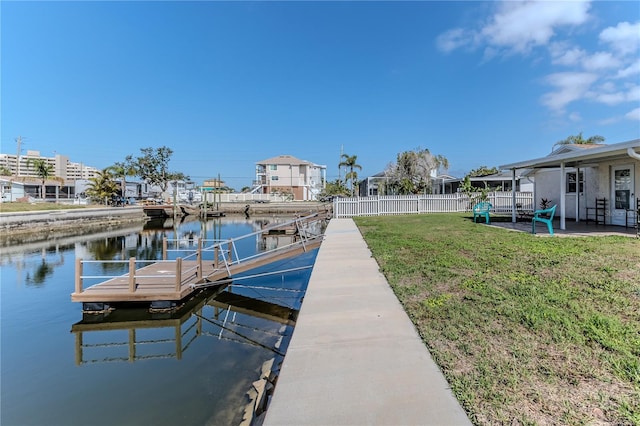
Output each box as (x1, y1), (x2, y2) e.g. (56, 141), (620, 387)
(338, 144), (343, 181)
(16, 136), (23, 176)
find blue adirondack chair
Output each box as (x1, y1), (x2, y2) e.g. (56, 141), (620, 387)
(472, 201), (492, 224)
(532, 204), (557, 235)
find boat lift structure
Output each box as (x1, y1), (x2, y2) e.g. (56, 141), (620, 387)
(72, 212), (326, 311)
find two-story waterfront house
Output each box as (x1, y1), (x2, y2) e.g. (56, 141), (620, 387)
(254, 155), (326, 201)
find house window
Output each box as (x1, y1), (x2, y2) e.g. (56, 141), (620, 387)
(566, 171), (584, 193)
(269, 165), (277, 171)
(271, 176), (279, 181)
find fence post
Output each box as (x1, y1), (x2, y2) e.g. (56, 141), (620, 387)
(163, 237), (167, 260)
(128, 257), (136, 292)
(75, 257), (83, 294)
(197, 238), (202, 279)
(175, 257), (182, 291)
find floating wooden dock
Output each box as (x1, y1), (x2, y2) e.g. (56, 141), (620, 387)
(72, 212), (326, 309)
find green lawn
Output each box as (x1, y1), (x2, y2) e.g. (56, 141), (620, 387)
(0, 202), (93, 213)
(355, 213), (639, 426)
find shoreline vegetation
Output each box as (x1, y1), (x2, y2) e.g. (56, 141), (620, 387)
(355, 213), (639, 425)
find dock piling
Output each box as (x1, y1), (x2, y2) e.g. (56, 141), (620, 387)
(75, 258), (83, 294)
(128, 257), (136, 292)
(175, 258), (183, 291)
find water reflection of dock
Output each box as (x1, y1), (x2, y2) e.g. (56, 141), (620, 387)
(71, 287), (299, 365)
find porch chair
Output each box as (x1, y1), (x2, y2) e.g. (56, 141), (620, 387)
(586, 198), (607, 225)
(472, 201), (492, 224)
(532, 204), (557, 236)
(625, 198), (639, 230)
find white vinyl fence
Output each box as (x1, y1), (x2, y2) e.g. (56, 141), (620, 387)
(333, 192), (534, 218)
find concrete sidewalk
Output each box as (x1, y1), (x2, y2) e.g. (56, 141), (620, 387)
(263, 218), (471, 426)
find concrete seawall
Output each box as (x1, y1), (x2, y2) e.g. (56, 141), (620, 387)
(0, 207), (149, 245)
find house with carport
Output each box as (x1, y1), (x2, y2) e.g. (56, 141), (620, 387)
(500, 139), (640, 230)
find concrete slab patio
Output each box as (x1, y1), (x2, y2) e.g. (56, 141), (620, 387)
(263, 218), (471, 426)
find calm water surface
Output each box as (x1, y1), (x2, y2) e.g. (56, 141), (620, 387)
(1, 216), (318, 426)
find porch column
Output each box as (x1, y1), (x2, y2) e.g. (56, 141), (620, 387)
(560, 162), (566, 230)
(575, 167), (580, 222)
(511, 168), (517, 223)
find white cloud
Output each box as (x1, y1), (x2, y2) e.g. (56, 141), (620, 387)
(624, 107), (640, 121)
(541, 72), (598, 111)
(436, 1), (638, 120)
(599, 21), (640, 57)
(586, 83), (639, 105)
(581, 51), (621, 70)
(436, 28), (475, 53)
(549, 43), (585, 66)
(480, 0), (591, 53)
(568, 112), (582, 122)
(591, 92), (626, 105)
(627, 84), (640, 102)
(616, 59), (640, 79)
(435, 0), (592, 54)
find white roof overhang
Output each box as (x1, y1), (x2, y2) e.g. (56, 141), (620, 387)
(499, 139), (640, 170)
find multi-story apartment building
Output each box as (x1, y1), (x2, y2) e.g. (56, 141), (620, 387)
(0, 150), (99, 180)
(0, 150), (100, 201)
(254, 155), (326, 201)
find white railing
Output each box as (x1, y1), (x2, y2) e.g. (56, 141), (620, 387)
(333, 192), (534, 218)
(204, 193), (290, 203)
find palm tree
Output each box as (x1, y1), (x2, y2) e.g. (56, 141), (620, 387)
(85, 169), (120, 205)
(338, 154), (362, 196)
(26, 158), (54, 199)
(553, 132), (605, 150)
(107, 160), (138, 200)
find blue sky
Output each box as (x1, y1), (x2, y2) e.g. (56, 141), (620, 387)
(2, 1), (639, 190)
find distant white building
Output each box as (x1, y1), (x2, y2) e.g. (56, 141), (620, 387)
(0, 150), (99, 180)
(254, 155), (326, 201)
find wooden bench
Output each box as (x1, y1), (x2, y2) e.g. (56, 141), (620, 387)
(532, 204), (556, 236)
(472, 201), (492, 224)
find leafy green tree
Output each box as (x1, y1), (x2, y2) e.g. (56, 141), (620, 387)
(467, 165), (499, 177)
(319, 179), (350, 198)
(384, 148), (449, 194)
(85, 169), (120, 204)
(553, 132), (605, 150)
(460, 175), (491, 204)
(338, 154), (362, 196)
(131, 146), (190, 196)
(26, 158), (54, 199)
(0, 166), (11, 176)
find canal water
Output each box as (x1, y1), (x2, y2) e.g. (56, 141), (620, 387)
(1, 215), (320, 426)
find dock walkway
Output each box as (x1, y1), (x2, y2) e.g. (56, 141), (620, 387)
(264, 218), (471, 425)
(72, 213), (325, 306)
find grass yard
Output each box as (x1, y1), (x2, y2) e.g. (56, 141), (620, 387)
(355, 213), (639, 426)
(0, 202), (92, 213)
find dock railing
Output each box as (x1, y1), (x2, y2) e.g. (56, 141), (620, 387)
(74, 257), (200, 295)
(74, 212), (327, 296)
